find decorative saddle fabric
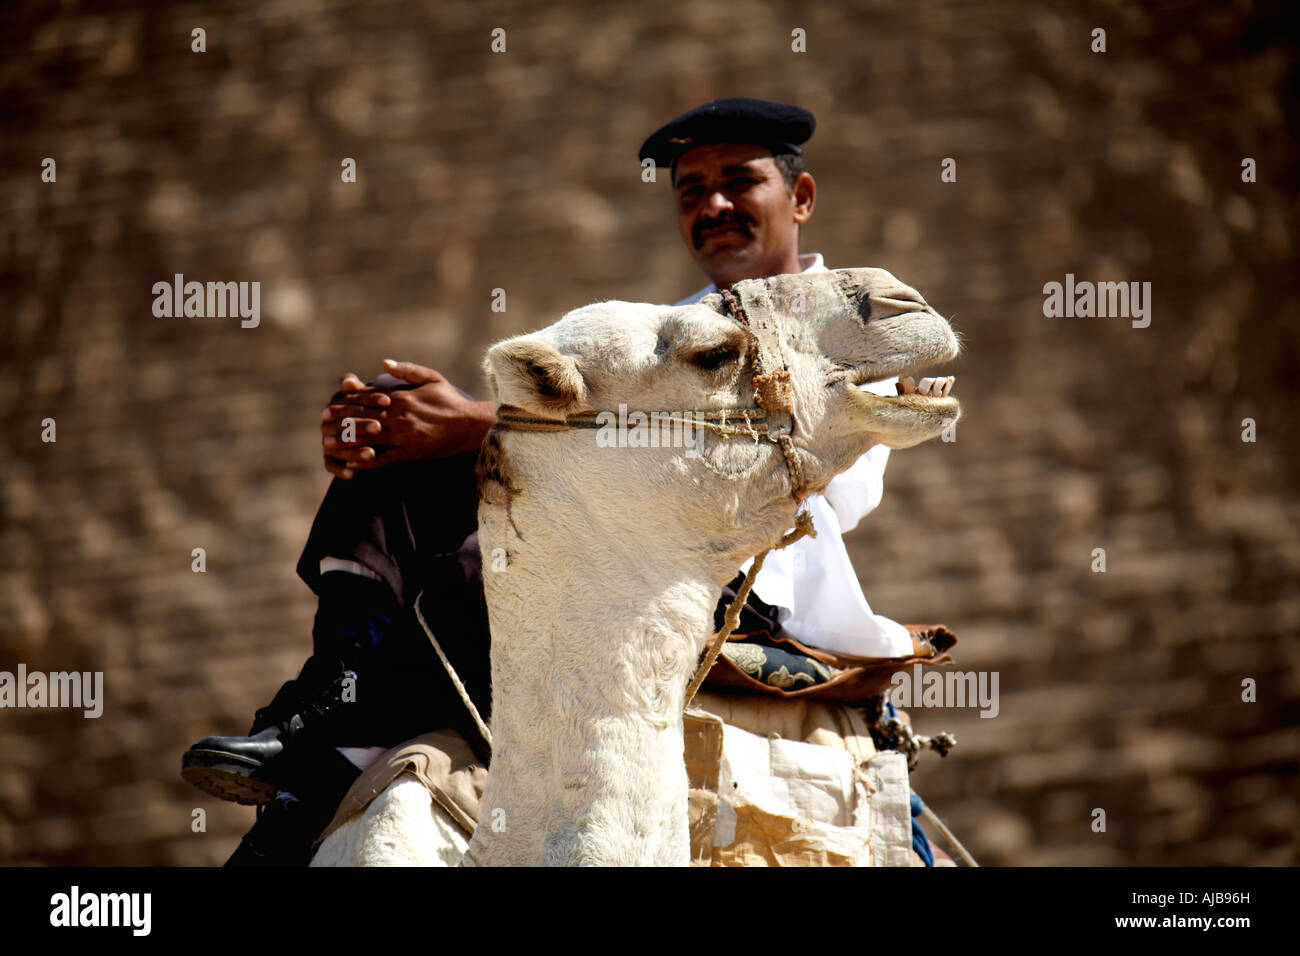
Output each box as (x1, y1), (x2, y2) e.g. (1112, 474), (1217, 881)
(704, 626), (957, 703)
(709, 569), (957, 703)
(721, 634), (842, 688)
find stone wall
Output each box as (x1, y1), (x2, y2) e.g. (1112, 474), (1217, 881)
(1, 0), (1295, 864)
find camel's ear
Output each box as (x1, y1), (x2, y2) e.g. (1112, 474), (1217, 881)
(483, 337), (589, 417)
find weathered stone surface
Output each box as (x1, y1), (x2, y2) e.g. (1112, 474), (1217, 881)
(1, 0), (1295, 866)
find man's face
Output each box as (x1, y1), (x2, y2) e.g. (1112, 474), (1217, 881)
(672, 142), (813, 290)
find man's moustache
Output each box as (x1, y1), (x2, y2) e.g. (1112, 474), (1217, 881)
(694, 217), (753, 248)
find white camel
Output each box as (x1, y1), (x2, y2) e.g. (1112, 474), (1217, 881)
(312, 267), (960, 866)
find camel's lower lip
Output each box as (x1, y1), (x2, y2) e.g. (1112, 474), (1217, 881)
(875, 391), (956, 403)
(850, 388), (960, 414)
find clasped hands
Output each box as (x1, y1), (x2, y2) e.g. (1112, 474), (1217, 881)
(320, 359), (497, 479)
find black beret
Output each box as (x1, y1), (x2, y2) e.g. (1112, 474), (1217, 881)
(638, 97), (815, 168)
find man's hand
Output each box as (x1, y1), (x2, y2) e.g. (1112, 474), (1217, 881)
(321, 359), (497, 478)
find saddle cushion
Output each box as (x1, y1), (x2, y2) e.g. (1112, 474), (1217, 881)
(315, 729), (487, 850)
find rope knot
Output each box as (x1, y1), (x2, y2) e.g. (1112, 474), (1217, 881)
(782, 507), (818, 547)
(752, 368), (795, 416)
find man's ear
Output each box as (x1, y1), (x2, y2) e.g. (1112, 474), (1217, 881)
(792, 171), (815, 225)
(483, 337), (589, 417)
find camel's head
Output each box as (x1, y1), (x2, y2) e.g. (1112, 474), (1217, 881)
(481, 267), (959, 572)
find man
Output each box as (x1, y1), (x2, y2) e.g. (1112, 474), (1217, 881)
(183, 98), (950, 864)
(641, 99), (952, 660)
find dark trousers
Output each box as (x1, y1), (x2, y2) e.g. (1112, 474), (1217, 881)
(293, 451), (494, 763)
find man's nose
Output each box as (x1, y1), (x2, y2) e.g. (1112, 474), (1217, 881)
(702, 190), (734, 216)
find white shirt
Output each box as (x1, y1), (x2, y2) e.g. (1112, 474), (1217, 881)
(675, 253), (914, 659)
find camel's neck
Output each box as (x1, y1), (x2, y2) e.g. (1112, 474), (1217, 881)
(463, 495), (724, 866)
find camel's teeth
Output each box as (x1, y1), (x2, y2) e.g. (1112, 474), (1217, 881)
(895, 374), (953, 397)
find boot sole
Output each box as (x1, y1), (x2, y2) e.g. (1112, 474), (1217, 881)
(182, 751), (281, 806)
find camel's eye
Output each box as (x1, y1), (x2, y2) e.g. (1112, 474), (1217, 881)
(690, 344), (740, 372)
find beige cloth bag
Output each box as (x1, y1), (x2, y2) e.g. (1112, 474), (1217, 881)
(686, 691), (917, 866)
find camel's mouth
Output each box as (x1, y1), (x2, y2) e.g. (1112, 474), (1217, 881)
(846, 364), (956, 402)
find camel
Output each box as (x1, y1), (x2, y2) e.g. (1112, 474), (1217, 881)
(311, 267), (960, 866)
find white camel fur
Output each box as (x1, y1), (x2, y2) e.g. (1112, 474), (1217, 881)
(312, 267), (960, 866)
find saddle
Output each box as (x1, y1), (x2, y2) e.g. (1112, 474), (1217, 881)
(705, 624), (957, 702)
(313, 625), (959, 866)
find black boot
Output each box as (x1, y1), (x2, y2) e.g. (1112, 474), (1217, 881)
(181, 663), (359, 805)
(222, 793), (323, 866)
(222, 748), (363, 867)
(182, 572), (400, 804)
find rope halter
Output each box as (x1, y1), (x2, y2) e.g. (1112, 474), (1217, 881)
(493, 285), (810, 497)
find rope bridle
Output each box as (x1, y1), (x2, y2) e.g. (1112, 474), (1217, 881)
(679, 288), (815, 708)
(492, 406), (772, 441)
